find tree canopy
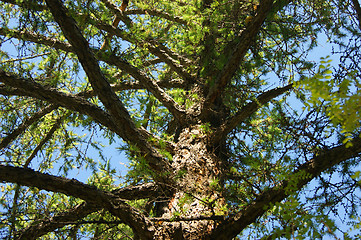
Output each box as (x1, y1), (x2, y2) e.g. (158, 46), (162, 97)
(0, 0), (361, 239)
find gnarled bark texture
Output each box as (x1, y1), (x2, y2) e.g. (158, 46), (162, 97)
(153, 126), (225, 239)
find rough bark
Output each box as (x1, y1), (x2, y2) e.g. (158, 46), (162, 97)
(152, 125), (225, 239)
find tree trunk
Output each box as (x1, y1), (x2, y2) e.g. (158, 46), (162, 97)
(154, 125), (225, 239)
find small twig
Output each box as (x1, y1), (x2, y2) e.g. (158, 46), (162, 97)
(1, 52), (51, 63)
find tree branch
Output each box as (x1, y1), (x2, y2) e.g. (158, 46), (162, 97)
(0, 0), (46, 11)
(112, 182), (161, 200)
(126, 9), (188, 26)
(209, 137), (361, 240)
(1, 0), (193, 78)
(97, 1), (192, 71)
(44, 0), (172, 175)
(0, 28), (73, 52)
(203, 0), (276, 109)
(99, 0), (130, 51)
(1, 52), (51, 63)
(79, 79), (186, 98)
(25, 116), (64, 167)
(1, 70), (171, 176)
(92, 1), (194, 77)
(0, 165), (155, 239)
(352, 0), (361, 30)
(0, 104), (57, 149)
(94, 20), (195, 82)
(17, 182), (160, 239)
(0, 73), (177, 155)
(44, 0), (128, 124)
(16, 202), (96, 240)
(99, 15), (122, 51)
(100, 0), (132, 28)
(10, 117), (64, 238)
(211, 84), (293, 144)
(0, 84), (29, 97)
(0, 70), (119, 134)
(147, 42), (195, 82)
(103, 53), (188, 124)
(0, 26), (190, 89)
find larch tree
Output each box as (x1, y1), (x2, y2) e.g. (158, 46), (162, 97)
(0, 0), (361, 239)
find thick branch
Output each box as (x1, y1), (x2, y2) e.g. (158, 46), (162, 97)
(209, 137), (361, 240)
(0, 70), (120, 134)
(0, 165), (155, 239)
(112, 182), (160, 200)
(17, 182), (160, 239)
(45, 0), (172, 175)
(0, 84), (30, 97)
(0, 0), (46, 11)
(44, 0), (128, 124)
(100, 0), (132, 28)
(211, 84), (292, 144)
(203, 0), (275, 108)
(0, 73), (176, 155)
(147, 42), (195, 82)
(0, 28), (73, 52)
(16, 202), (96, 240)
(352, 0), (361, 30)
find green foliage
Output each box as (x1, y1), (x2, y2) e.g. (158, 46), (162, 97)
(297, 55), (361, 144)
(260, 195), (338, 239)
(200, 122), (213, 135)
